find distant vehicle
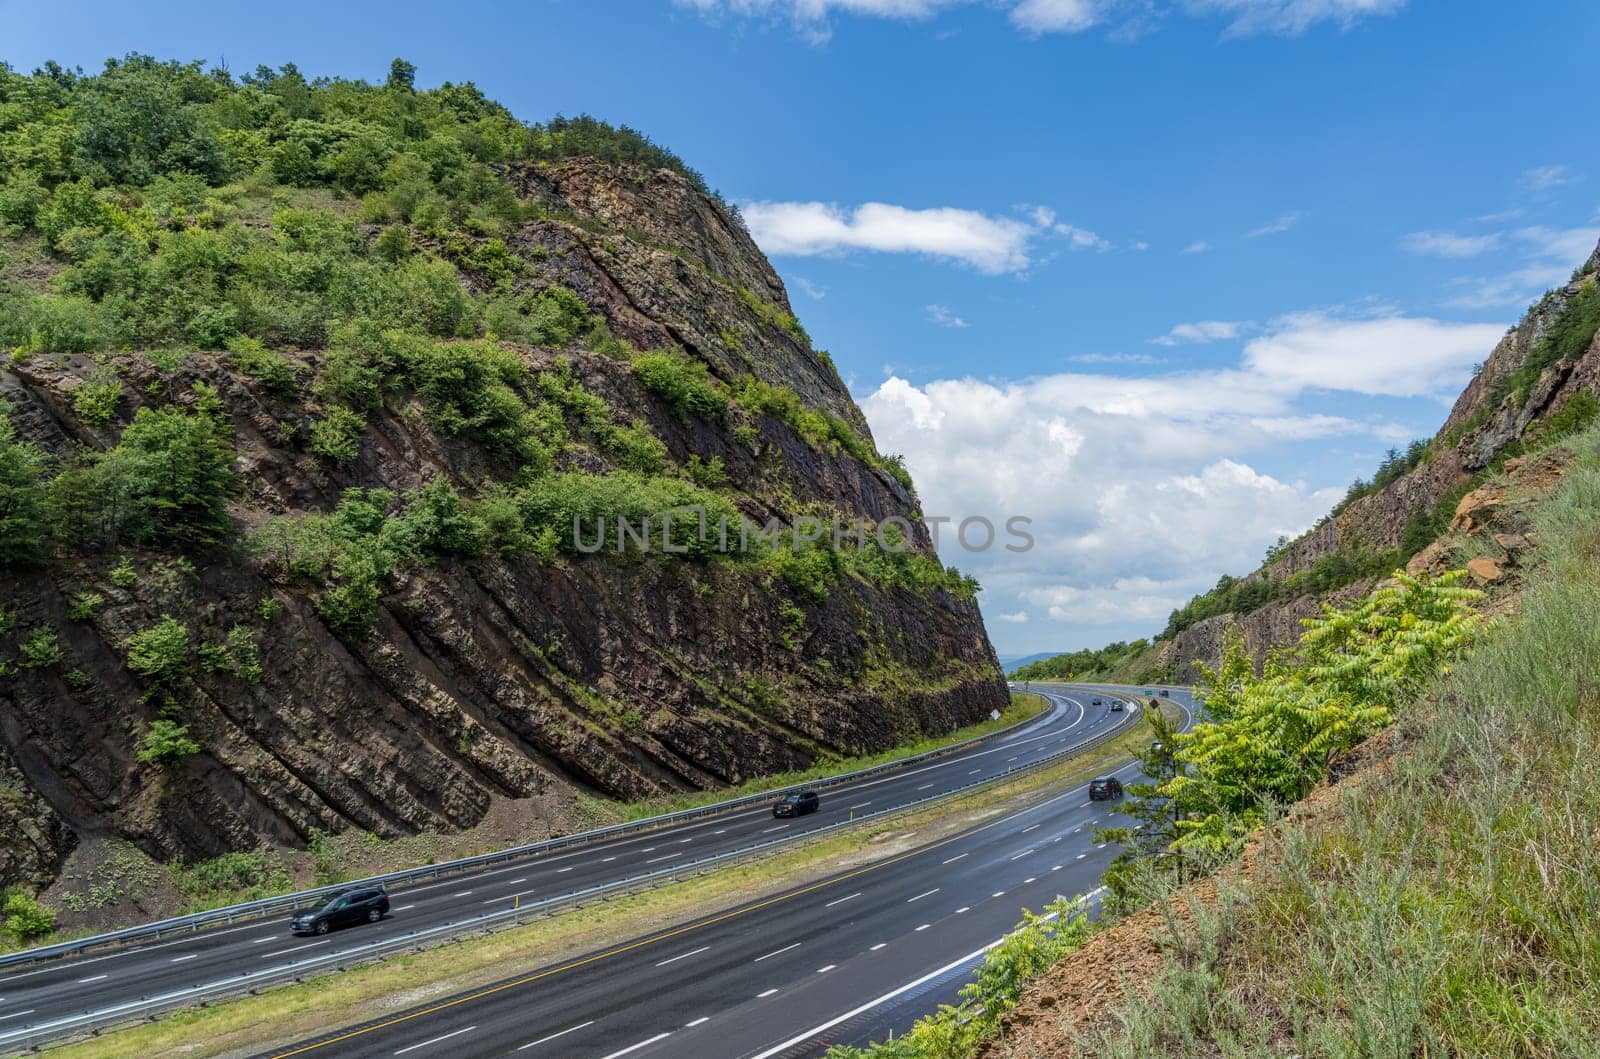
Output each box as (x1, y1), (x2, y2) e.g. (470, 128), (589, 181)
(1091, 697), (1102, 706)
(773, 790), (820, 818)
(1088, 776), (1124, 801)
(1160, 689), (1171, 697)
(291, 887), (389, 935)
(1110, 699), (1124, 712)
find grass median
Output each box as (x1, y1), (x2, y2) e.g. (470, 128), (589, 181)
(47, 698), (1169, 1059)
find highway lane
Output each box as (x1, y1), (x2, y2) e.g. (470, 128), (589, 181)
(259, 688), (1193, 1059)
(0, 686), (1144, 1050)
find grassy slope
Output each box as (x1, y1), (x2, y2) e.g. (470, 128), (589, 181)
(1064, 427), (1600, 1056)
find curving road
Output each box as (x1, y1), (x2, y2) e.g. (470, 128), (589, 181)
(258, 686), (1195, 1059)
(0, 686), (1150, 1052)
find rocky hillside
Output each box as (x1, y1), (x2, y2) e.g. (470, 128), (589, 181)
(1151, 238), (1600, 682)
(0, 59), (1004, 894)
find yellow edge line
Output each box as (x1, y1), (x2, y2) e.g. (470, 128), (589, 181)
(266, 727), (1130, 1058)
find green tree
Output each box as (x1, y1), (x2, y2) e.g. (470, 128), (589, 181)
(386, 58), (417, 92)
(0, 418), (50, 568)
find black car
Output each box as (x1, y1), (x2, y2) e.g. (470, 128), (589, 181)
(290, 886), (390, 935)
(1088, 776), (1124, 801)
(772, 790), (820, 818)
(1160, 688), (1171, 698)
(1091, 697), (1102, 706)
(1109, 699), (1124, 711)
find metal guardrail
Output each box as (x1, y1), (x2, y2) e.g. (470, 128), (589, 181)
(2, 689), (1153, 1054)
(0, 689), (1069, 972)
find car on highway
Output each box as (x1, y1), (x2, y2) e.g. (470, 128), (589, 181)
(290, 886), (390, 935)
(1160, 688), (1171, 697)
(1088, 776), (1124, 801)
(1091, 697), (1102, 706)
(1109, 699), (1124, 711)
(772, 790), (820, 818)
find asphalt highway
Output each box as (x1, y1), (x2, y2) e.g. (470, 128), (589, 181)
(0, 685), (1150, 1052)
(259, 687), (1195, 1059)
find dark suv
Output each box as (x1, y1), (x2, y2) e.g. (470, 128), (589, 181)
(290, 887), (390, 935)
(1091, 697), (1102, 706)
(1088, 776), (1124, 801)
(772, 790), (820, 818)
(1109, 698), (1124, 712)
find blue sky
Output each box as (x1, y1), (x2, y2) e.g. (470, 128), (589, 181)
(6, 0), (1600, 655)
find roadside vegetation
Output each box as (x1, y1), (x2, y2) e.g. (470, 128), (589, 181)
(1071, 423), (1600, 1057)
(1011, 639), (1151, 682)
(831, 562), (1482, 1058)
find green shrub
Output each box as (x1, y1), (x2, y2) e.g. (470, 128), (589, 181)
(1, 890), (57, 943)
(17, 627), (63, 668)
(226, 336), (298, 395)
(137, 719), (200, 765)
(634, 350), (725, 421)
(71, 375), (122, 426)
(108, 556), (137, 587)
(124, 616), (190, 687)
(67, 592), (104, 621)
(309, 406), (367, 463)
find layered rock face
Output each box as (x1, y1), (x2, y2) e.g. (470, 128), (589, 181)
(1163, 239), (1600, 682)
(0, 161), (1004, 886)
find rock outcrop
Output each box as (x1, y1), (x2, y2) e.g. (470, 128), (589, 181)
(0, 160), (1004, 888)
(1159, 238), (1600, 680)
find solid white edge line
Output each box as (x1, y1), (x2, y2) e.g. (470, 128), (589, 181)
(685, 1016), (710, 1028)
(393, 1023), (477, 1055)
(757, 988), (779, 998)
(746, 893), (1104, 1059)
(516, 1020), (594, 1050)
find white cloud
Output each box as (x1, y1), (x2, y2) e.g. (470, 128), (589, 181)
(862, 301), (1504, 647)
(1010, 0), (1104, 34)
(745, 200), (1119, 273)
(926, 303), (970, 328)
(1401, 230), (1502, 259)
(742, 200), (1037, 273)
(1441, 224), (1600, 309)
(1182, 240), (1211, 254)
(1520, 164), (1573, 194)
(1185, 0), (1406, 37)
(995, 610), (1031, 623)
(792, 276), (828, 300)
(1149, 319), (1244, 346)
(1056, 223), (1112, 251)
(1245, 210), (1302, 238)
(680, 0), (1404, 39)
(1241, 311), (1505, 397)
(1070, 352), (1166, 365)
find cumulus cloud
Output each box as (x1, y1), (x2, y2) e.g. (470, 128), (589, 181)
(1241, 311), (1504, 397)
(1401, 230), (1502, 259)
(926, 303), (970, 328)
(1149, 319), (1244, 346)
(742, 200), (1037, 273)
(860, 303), (1501, 647)
(744, 200), (1119, 273)
(994, 610), (1032, 623)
